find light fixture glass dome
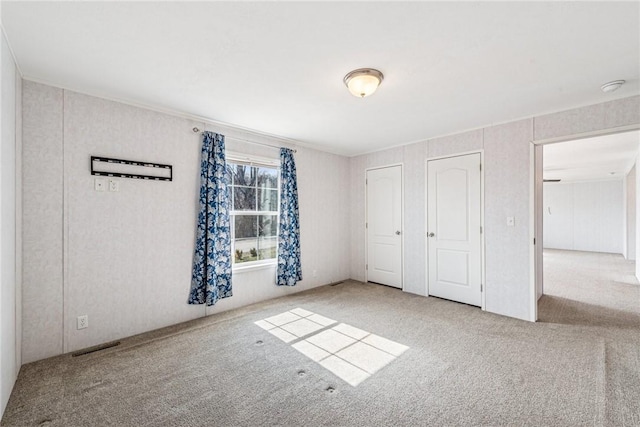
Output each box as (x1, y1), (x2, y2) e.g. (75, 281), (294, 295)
(344, 68), (384, 98)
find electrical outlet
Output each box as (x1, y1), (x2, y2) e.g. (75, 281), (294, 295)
(94, 178), (106, 192)
(77, 315), (88, 330)
(109, 179), (119, 192)
(312, 269), (318, 278)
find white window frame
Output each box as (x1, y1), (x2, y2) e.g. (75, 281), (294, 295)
(227, 151), (280, 270)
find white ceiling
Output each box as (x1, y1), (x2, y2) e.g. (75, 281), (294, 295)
(2, 2), (639, 156)
(543, 130), (640, 182)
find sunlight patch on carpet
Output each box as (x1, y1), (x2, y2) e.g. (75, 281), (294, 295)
(255, 308), (409, 386)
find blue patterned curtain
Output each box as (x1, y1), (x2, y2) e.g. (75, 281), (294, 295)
(188, 132), (233, 306)
(277, 148), (302, 286)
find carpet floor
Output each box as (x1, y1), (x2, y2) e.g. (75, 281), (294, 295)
(2, 250), (639, 426)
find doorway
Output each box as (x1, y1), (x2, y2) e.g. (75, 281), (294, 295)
(366, 165), (403, 289)
(426, 153), (483, 307)
(534, 129), (640, 323)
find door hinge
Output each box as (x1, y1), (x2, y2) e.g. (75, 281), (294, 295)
(480, 283), (483, 292)
(533, 238), (536, 245)
(366, 222), (368, 229)
(480, 226), (483, 234)
(480, 163), (482, 172)
(366, 264), (368, 270)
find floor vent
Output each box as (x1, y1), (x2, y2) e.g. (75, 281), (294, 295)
(72, 341), (121, 357)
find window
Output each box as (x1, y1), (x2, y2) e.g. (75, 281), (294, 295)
(227, 159), (279, 266)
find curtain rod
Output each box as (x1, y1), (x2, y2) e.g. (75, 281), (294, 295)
(191, 127), (297, 153)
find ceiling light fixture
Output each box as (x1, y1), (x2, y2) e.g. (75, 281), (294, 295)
(343, 68), (384, 98)
(600, 80), (625, 93)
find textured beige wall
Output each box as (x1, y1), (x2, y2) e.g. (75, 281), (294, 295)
(483, 119), (533, 320)
(533, 96), (640, 141)
(350, 96), (640, 322)
(544, 180), (624, 253)
(22, 83), (351, 362)
(20, 82), (640, 362)
(350, 123), (533, 320)
(62, 90), (206, 354)
(14, 67), (22, 378)
(22, 82), (64, 362)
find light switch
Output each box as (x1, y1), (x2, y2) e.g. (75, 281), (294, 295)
(507, 216), (515, 227)
(94, 178), (106, 192)
(109, 179), (119, 192)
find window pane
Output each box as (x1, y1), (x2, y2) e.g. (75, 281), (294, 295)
(229, 162), (279, 266)
(234, 215), (257, 239)
(234, 238), (258, 263)
(233, 187), (256, 211)
(258, 215), (278, 237)
(258, 189), (278, 212)
(258, 236), (277, 260)
(230, 164), (256, 186)
(234, 215), (258, 263)
(257, 167), (278, 189)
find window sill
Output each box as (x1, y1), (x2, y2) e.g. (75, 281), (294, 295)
(233, 262), (277, 273)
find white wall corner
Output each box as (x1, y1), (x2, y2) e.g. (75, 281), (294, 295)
(623, 175), (629, 259)
(635, 157), (640, 280)
(624, 165), (636, 261)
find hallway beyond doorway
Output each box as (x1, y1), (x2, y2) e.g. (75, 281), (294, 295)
(539, 249), (640, 327)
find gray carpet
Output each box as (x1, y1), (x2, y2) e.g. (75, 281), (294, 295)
(3, 250), (639, 426)
(538, 249), (640, 426)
